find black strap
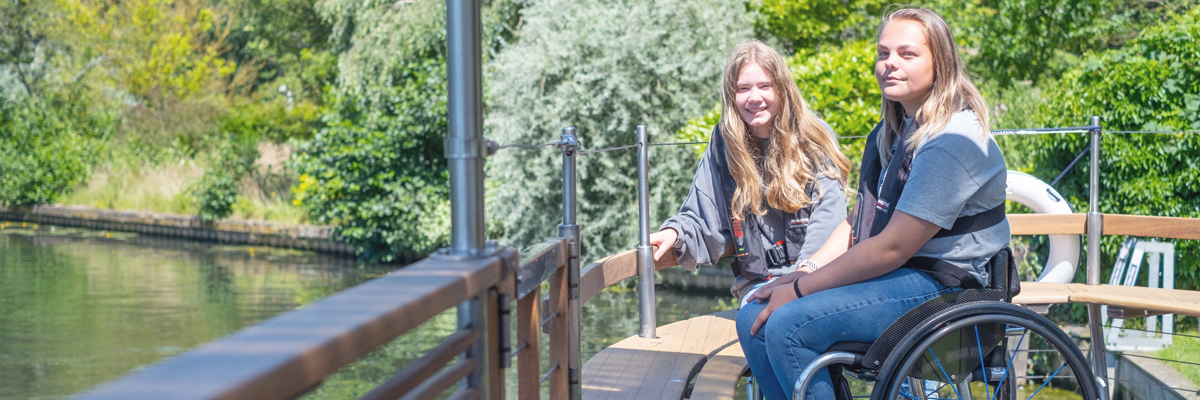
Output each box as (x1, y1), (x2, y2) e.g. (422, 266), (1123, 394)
(932, 203), (1007, 238)
(905, 257), (984, 289)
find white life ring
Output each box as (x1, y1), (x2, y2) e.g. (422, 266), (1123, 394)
(1005, 171), (1080, 283)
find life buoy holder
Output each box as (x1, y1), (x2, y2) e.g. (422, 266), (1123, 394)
(1005, 171), (1080, 284)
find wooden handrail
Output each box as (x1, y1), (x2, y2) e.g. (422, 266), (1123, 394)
(1009, 213), (1200, 240)
(1102, 214), (1200, 240)
(76, 249), (517, 400)
(1009, 213), (1087, 235)
(580, 248), (678, 305)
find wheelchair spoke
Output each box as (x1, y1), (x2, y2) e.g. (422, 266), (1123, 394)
(899, 389), (922, 400)
(975, 326), (986, 381)
(928, 348), (963, 400)
(1024, 363), (1067, 400)
(992, 329), (1026, 400)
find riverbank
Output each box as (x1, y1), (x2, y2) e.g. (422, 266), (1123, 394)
(0, 204), (352, 255)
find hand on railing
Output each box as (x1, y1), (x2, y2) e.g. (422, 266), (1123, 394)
(649, 228), (678, 261)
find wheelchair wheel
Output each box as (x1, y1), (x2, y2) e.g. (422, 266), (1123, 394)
(876, 303), (1099, 400)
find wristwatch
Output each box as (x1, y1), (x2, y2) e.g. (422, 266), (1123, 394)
(797, 259), (820, 272)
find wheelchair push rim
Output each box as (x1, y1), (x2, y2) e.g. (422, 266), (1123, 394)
(876, 312), (1100, 400)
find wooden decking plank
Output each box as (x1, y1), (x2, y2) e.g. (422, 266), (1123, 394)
(582, 310), (740, 400)
(689, 343), (748, 400)
(633, 317), (704, 399)
(584, 319), (685, 400)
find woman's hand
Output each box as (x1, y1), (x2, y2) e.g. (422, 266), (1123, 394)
(748, 278), (802, 335)
(748, 269), (808, 299)
(649, 228), (679, 261)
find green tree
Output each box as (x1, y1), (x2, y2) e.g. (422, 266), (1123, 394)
(753, 0), (887, 51)
(486, 0), (754, 261)
(292, 0), (519, 262)
(1019, 8), (1200, 291)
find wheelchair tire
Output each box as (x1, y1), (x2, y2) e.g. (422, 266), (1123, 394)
(874, 303), (1099, 400)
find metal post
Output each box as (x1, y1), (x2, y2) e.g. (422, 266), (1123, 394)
(445, 0), (486, 257)
(558, 127), (583, 400)
(1084, 115), (1111, 400)
(635, 125), (658, 338)
(446, 0), (494, 397)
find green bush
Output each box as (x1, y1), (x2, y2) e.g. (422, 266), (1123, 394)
(192, 139), (260, 221)
(0, 95), (107, 206)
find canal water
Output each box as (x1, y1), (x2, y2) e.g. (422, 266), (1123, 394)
(0, 224), (731, 399)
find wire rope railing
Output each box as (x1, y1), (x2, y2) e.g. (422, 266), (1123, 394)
(488, 127), (1200, 156)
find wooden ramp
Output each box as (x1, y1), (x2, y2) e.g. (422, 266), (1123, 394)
(582, 309), (747, 400)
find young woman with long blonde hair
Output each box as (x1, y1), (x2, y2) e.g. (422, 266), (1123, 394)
(737, 9), (1011, 399)
(650, 40), (852, 305)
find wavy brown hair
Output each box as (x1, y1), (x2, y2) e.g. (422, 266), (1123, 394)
(719, 40), (852, 221)
(876, 8), (991, 165)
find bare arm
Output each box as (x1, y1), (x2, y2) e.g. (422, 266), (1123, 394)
(806, 220), (851, 268)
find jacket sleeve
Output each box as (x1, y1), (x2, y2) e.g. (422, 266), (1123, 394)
(659, 142), (731, 271)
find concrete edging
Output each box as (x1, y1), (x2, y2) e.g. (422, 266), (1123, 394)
(0, 205), (354, 256)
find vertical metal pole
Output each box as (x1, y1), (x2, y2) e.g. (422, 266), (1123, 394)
(635, 125), (658, 338)
(1085, 115), (1111, 400)
(446, 0), (493, 398)
(445, 0), (486, 256)
(558, 127), (583, 400)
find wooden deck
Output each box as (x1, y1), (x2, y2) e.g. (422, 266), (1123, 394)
(582, 309), (745, 400)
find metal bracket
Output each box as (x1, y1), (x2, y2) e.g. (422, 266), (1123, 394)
(559, 131), (579, 156)
(498, 291), (512, 369)
(445, 137), (488, 159)
(431, 240), (505, 260)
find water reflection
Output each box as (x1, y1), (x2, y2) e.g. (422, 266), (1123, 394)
(0, 225), (732, 399)
(0, 225), (392, 399)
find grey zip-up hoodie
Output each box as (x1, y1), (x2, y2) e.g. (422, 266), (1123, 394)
(660, 124), (848, 295)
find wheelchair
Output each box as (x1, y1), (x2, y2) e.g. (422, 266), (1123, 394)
(770, 250), (1102, 400)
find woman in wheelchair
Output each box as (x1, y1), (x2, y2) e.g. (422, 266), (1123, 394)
(649, 40), (852, 306)
(737, 8), (1016, 399)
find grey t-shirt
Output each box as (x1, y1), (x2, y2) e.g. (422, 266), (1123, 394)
(891, 111), (1010, 286)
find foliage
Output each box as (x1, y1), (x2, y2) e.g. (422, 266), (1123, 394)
(191, 138), (259, 221)
(752, 0), (886, 51)
(222, 0), (335, 100)
(292, 0), (519, 262)
(53, 0), (237, 103)
(0, 94), (109, 206)
(1015, 8), (1200, 293)
(486, 0), (754, 261)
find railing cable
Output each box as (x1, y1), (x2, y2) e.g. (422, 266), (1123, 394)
(1049, 146), (1090, 188)
(1061, 323), (1200, 340)
(578, 144), (638, 155)
(1106, 130), (1200, 134)
(1109, 352), (1200, 368)
(497, 141), (562, 150)
(647, 141), (707, 147)
(1107, 376), (1200, 396)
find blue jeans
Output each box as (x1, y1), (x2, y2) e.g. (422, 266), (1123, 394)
(736, 268), (955, 400)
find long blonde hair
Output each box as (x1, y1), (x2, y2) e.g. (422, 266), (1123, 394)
(719, 40), (852, 221)
(877, 9), (990, 165)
